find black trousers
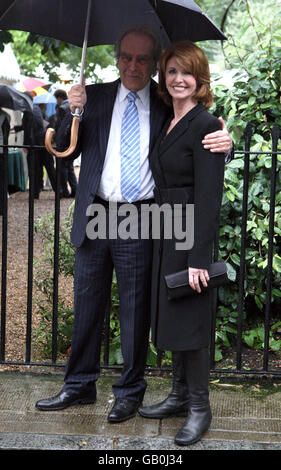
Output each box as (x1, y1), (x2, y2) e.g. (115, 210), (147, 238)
(63, 199), (154, 401)
(39, 149), (56, 191)
(60, 160), (77, 196)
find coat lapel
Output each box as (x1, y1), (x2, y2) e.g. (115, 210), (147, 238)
(158, 103), (205, 156)
(148, 80), (171, 155)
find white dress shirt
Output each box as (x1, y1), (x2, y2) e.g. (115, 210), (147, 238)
(97, 81), (155, 202)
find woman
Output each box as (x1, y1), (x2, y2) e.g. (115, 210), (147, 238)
(138, 41), (225, 446)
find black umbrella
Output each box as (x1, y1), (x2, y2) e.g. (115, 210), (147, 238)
(0, 0), (226, 82)
(0, 84), (33, 112)
(0, 1), (226, 48)
(153, 0), (227, 42)
(0, 0), (226, 156)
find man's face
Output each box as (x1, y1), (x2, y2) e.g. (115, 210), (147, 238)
(117, 33), (155, 92)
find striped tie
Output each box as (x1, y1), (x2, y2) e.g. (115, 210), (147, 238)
(120, 91), (141, 203)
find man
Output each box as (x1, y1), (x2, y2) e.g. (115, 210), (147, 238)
(36, 26), (233, 422)
(33, 103), (57, 197)
(14, 98), (57, 199)
(54, 89), (78, 198)
(13, 95), (40, 197)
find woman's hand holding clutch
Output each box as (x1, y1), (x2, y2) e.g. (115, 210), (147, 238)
(188, 267), (209, 293)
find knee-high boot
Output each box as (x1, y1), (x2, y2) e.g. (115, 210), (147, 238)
(138, 352), (189, 418)
(175, 348), (212, 446)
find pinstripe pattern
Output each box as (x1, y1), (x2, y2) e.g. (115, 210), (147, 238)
(63, 206), (153, 400)
(120, 92), (141, 202)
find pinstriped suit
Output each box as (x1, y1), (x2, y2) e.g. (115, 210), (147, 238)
(56, 79), (170, 401)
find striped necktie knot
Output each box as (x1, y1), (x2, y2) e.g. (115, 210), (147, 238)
(127, 91), (138, 103)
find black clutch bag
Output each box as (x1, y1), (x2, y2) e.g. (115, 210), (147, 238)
(164, 261), (229, 300)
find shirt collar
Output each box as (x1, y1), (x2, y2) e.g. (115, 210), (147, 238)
(119, 80), (150, 107)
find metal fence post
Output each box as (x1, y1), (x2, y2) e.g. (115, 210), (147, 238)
(236, 122), (252, 370)
(51, 158), (61, 364)
(25, 145), (35, 363)
(0, 146), (8, 362)
(263, 123), (280, 371)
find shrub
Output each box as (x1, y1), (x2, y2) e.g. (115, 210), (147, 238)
(33, 204), (75, 357)
(208, 1), (281, 359)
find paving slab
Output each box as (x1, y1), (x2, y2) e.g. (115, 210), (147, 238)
(0, 371), (280, 451)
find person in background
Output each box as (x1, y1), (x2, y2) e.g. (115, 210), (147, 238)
(32, 103), (57, 198)
(13, 93), (36, 196)
(54, 89), (77, 198)
(14, 94), (57, 199)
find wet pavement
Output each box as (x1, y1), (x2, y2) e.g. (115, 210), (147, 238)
(0, 370), (280, 451)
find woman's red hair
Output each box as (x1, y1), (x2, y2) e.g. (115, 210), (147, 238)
(158, 41), (213, 109)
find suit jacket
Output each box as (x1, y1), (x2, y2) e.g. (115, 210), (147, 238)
(32, 104), (46, 146)
(55, 99), (70, 131)
(56, 79), (170, 247)
(0, 109), (10, 152)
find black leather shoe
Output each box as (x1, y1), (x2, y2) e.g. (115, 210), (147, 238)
(35, 388), (96, 411)
(174, 406), (212, 446)
(174, 348), (212, 446)
(108, 398), (141, 423)
(138, 351), (189, 419)
(138, 393), (189, 419)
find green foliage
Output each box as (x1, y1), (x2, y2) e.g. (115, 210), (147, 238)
(33, 204), (75, 357)
(6, 30), (115, 83)
(243, 322), (281, 351)
(209, 0), (281, 361)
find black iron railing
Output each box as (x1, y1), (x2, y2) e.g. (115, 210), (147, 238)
(0, 122), (280, 377)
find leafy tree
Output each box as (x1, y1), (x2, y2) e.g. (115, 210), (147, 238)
(212, 0), (281, 146)
(0, 30), (13, 52)
(209, 0), (281, 360)
(2, 30), (115, 83)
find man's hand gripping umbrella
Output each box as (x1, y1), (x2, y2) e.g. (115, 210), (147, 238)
(45, 0), (92, 158)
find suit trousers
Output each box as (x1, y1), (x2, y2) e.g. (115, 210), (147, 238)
(63, 199), (153, 401)
(60, 160), (77, 196)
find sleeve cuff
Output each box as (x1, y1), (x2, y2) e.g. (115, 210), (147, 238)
(225, 144), (234, 163)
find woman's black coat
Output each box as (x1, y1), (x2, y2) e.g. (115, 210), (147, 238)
(150, 103), (225, 351)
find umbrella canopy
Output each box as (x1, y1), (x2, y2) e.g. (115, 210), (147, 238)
(154, 0), (227, 42)
(33, 92), (56, 105)
(0, 84), (33, 112)
(32, 86), (50, 96)
(21, 77), (47, 92)
(0, 0), (226, 158)
(0, 0), (226, 49)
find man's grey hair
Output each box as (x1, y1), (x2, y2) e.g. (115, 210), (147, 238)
(115, 25), (162, 75)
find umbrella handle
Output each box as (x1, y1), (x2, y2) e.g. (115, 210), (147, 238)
(45, 116), (80, 158)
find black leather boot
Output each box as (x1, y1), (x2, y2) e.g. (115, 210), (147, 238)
(175, 348), (212, 446)
(138, 352), (189, 419)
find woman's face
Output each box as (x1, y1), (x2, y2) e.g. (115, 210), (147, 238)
(165, 56), (197, 104)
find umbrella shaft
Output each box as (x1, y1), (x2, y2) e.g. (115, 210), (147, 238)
(79, 0), (93, 85)
(0, 1), (17, 21)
